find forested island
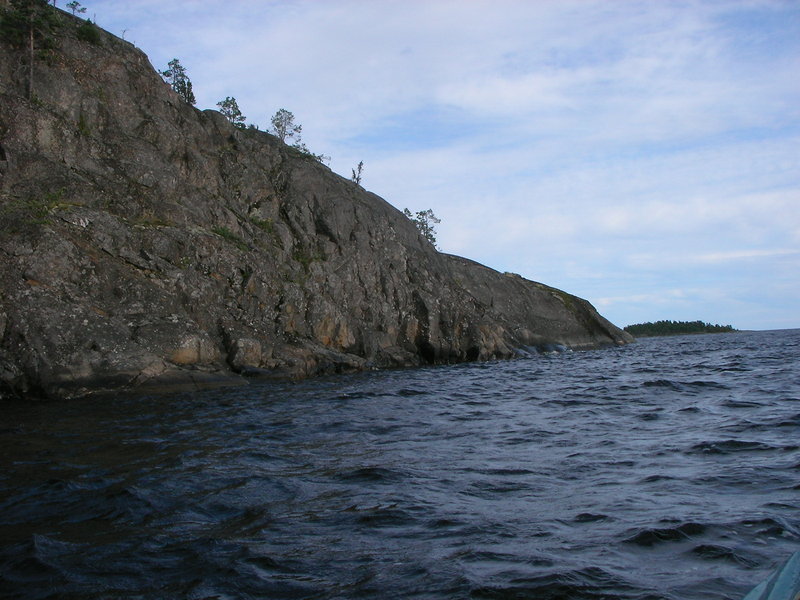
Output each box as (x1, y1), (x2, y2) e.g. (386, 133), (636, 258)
(624, 321), (737, 337)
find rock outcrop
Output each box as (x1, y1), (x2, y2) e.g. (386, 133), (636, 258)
(0, 10), (632, 400)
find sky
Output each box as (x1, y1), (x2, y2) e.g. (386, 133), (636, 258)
(83, 0), (799, 330)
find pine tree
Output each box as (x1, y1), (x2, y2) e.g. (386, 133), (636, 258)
(0, 0), (61, 100)
(216, 96), (246, 129)
(403, 208), (441, 247)
(161, 58), (196, 105)
(351, 160), (363, 185)
(65, 1), (85, 15)
(270, 108), (302, 143)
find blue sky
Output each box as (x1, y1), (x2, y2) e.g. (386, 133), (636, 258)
(87, 0), (799, 330)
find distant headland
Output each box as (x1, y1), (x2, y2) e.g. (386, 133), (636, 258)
(624, 320), (737, 338)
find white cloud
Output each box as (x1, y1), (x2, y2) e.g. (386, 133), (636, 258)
(596, 288), (693, 309)
(696, 249), (800, 263)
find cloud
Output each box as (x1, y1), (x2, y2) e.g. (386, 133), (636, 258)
(595, 288), (693, 309)
(695, 249), (800, 264)
(625, 247), (800, 270)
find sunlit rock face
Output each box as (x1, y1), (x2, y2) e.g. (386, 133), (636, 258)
(0, 11), (631, 400)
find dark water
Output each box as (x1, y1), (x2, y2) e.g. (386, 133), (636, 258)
(1, 330), (799, 600)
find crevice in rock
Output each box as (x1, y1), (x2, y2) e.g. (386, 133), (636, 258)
(416, 338), (436, 364)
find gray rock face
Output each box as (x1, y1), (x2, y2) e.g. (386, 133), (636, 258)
(0, 14), (632, 400)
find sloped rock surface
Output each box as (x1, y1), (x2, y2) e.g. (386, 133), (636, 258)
(0, 11), (631, 400)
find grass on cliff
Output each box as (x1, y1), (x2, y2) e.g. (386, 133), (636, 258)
(211, 225), (249, 252)
(0, 189), (70, 230)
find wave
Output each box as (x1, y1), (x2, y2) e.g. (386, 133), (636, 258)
(687, 440), (794, 455)
(479, 467), (536, 476)
(335, 466), (409, 483)
(623, 522), (706, 546)
(573, 513), (611, 523)
(343, 503), (420, 528)
(1, 533), (77, 573)
(738, 517), (798, 538)
(689, 543), (760, 567)
(640, 474), (677, 483)
(516, 343), (572, 357)
(468, 566), (659, 600)
(643, 379), (729, 391)
(396, 387), (429, 397)
(722, 399), (763, 408)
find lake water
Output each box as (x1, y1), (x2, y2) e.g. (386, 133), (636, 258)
(1, 329), (798, 599)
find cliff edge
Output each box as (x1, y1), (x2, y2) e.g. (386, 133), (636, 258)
(0, 10), (632, 400)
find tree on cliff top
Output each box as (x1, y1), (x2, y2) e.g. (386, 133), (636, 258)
(270, 108), (302, 143)
(217, 96), (246, 129)
(161, 58), (196, 105)
(269, 108), (329, 164)
(351, 161), (363, 185)
(65, 1), (85, 15)
(0, 0), (61, 100)
(404, 208), (441, 248)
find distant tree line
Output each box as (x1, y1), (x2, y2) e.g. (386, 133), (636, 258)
(624, 320), (736, 337)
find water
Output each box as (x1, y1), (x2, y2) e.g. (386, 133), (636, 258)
(1, 330), (798, 600)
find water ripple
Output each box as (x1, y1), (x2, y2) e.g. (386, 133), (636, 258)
(1, 330), (799, 599)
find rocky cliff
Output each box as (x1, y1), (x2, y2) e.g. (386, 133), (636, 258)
(0, 10), (632, 400)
